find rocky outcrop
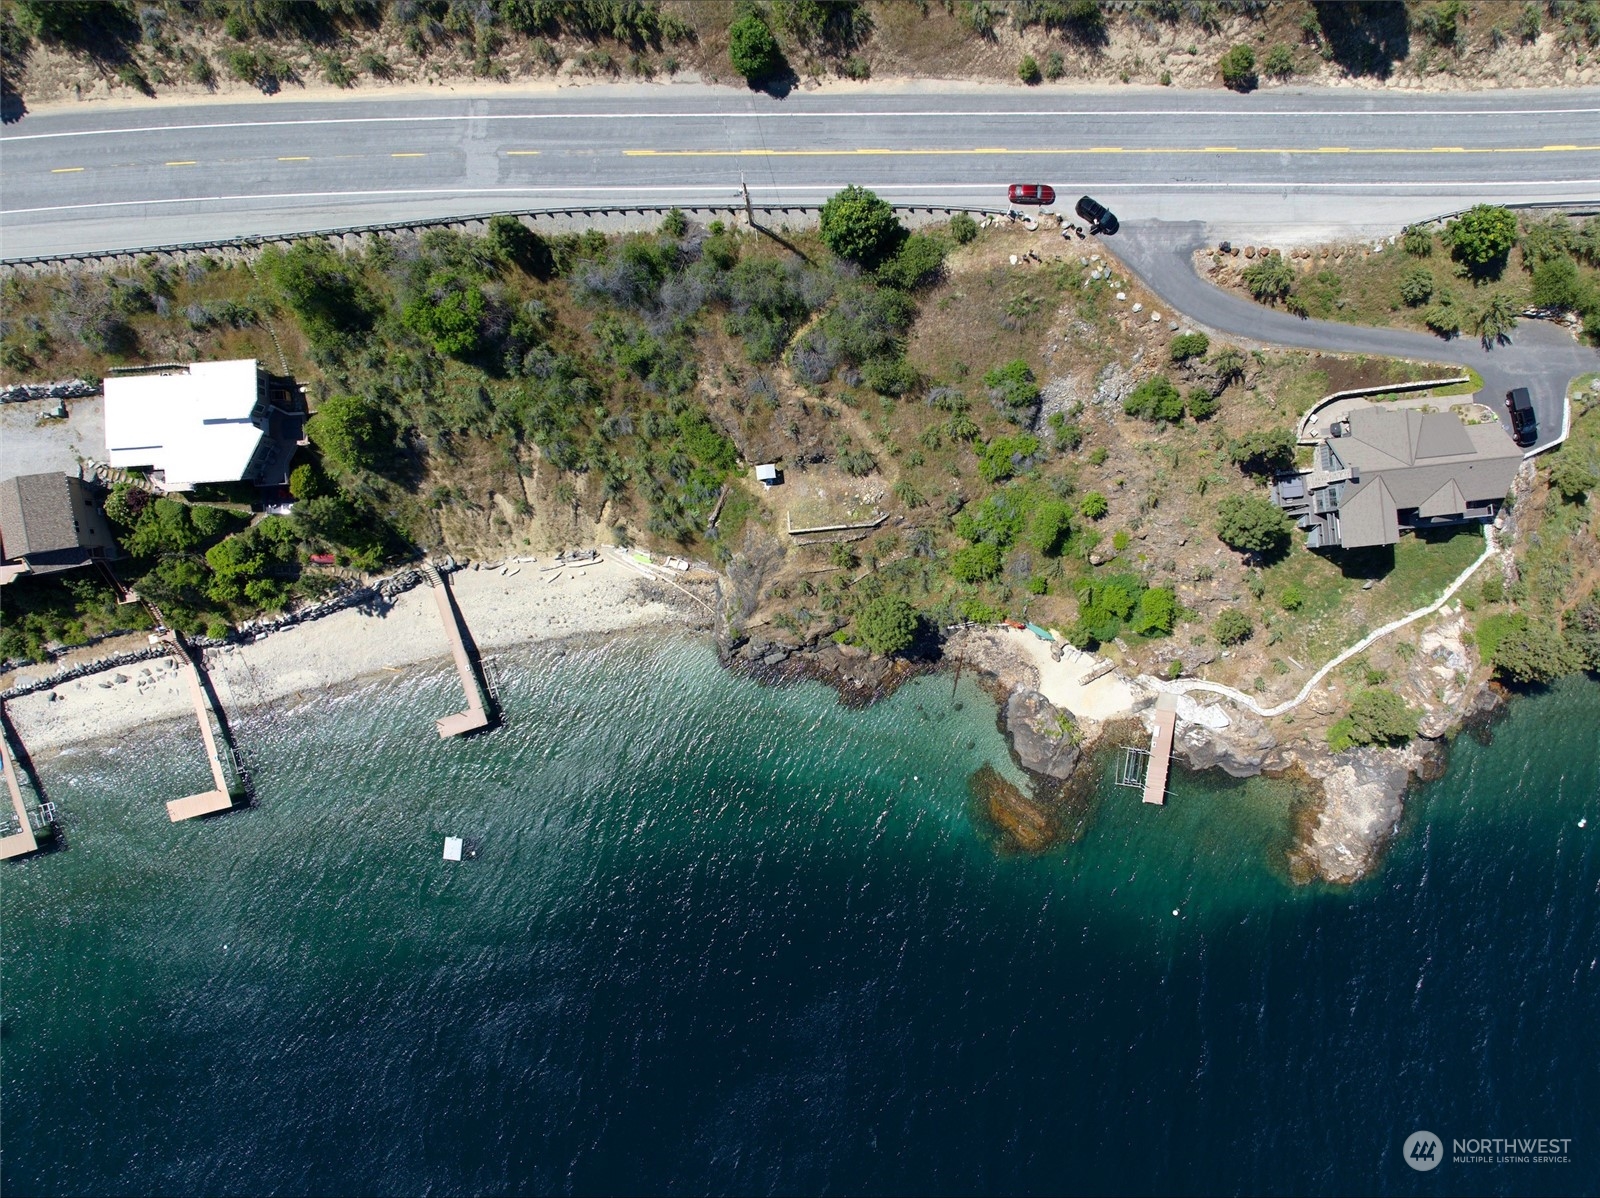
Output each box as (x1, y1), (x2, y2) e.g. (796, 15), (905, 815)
(1003, 689), (1082, 779)
(723, 634), (925, 708)
(1173, 711), (1277, 777)
(1284, 739), (1444, 885)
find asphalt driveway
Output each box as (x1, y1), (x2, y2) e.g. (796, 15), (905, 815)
(1114, 222), (1599, 453)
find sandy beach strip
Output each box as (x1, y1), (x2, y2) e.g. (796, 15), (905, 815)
(5, 555), (708, 756)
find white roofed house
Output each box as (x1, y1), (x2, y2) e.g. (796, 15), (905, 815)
(103, 359), (307, 493)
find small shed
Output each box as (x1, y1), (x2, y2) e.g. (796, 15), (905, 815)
(756, 463), (781, 486)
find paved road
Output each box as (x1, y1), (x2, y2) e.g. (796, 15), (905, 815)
(4, 83), (1600, 257)
(1114, 223), (1599, 452)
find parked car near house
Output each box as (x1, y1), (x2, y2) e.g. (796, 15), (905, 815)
(1506, 387), (1538, 447)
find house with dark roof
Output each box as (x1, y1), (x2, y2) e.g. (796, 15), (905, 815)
(0, 472), (119, 586)
(104, 359), (307, 493)
(1270, 406), (1522, 551)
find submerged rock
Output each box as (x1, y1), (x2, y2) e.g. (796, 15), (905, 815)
(968, 762), (1056, 853)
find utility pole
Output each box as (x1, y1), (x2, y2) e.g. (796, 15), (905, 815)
(740, 172), (754, 227)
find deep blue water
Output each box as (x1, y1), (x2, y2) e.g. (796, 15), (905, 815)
(2, 634), (1596, 1196)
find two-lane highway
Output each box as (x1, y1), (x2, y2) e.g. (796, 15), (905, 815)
(4, 84), (1600, 258)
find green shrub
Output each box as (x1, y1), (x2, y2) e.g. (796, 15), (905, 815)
(1327, 689), (1419, 751)
(660, 207), (689, 238)
(1226, 427), (1296, 475)
(257, 240), (380, 352)
(877, 233), (946, 291)
(1443, 204), (1517, 272)
(1402, 226), (1434, 257)
(1132, 587), (1178, 636)
(949, 211), (979, 245)
(1546, 447), (1600, 501)
(1241, 253), (1294, 302)
(1186, 387), (1218, 420)
(1044, 50), (1065, 79)
(978, 433), (1041, 484)
(1028, 497), (1073, 556)
(856, 595), (918, 656)
(819, 185), (903, 265)
(1123, 375), (1184, 422)
(1219, 43), (1256, 91)
(983, 359), (1041, 410)
(1280, 581), (1306, 611)
(1169, 332), (1209, 362)
(307, 395), (390, 475)
(1079, 491), (1108, 519)
(403, 274), (486, 356)
(1017, 54), (1041, 84)
(1213, 608), (1253, 646)
(1399, 266), (1435, 306)
(1216, 493), (1292, 556)
(1530, 255), (1588, 311)
(1424, 291), (1463, 336)
(951, 542), (1002, 582)
(728, 12), (781, 82)
(1263, 43), (1296, 78)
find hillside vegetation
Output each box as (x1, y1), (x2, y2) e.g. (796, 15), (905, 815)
(5, 1), (1600, 111)
(1210, 207), (1600, 346)
(3, 191), (1531, 742)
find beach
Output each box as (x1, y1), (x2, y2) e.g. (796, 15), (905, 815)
(4, 554), (709, 757)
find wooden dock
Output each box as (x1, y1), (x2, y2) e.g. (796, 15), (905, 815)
(0, 731), (39, 860)
(164, 635), (236, 822)
(425, 563), (491, 738)
(1142, 693), (1178, 807)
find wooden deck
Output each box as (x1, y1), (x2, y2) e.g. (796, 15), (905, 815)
(166, 638), (235, 822)
(1142, 694), (1179, 807)
(427, 565), (491, 739)
(0, 733), (38, 860)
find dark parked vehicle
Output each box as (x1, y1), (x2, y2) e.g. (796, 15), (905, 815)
(1075, 195), (1119, 235)
(1506, 387), (1538, 447)
(1008, 183), (1056, 206)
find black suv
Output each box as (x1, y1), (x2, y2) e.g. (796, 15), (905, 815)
(1075, 195), (1119, 236)
(1506, 387), (1538, 447)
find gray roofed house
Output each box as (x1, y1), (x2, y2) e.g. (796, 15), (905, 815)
(1270, 406), (1522, 551)
(0, 472), (119, 586)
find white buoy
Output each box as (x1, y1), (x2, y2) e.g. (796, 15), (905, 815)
(1172, 909), (1180, 917)
(1581, 818), (1589, 828)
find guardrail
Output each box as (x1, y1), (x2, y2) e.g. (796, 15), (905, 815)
(0, 202), (1008, 270)
(1410, 199), (1600, 230)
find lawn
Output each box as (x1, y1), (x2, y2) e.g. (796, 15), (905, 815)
(1259, 525), (1486, 662)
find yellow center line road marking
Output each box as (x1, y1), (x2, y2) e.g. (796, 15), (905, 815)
(391, 152), (426, 158)
(278, 156), (311, 161)
(504, 150), (541, 156)
(50, 167), (84, 173)
(165, 160), (197, 166)
(624, 144), (1600, 158)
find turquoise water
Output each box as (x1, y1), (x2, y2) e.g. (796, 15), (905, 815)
(2, 634), (1597, 1195)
